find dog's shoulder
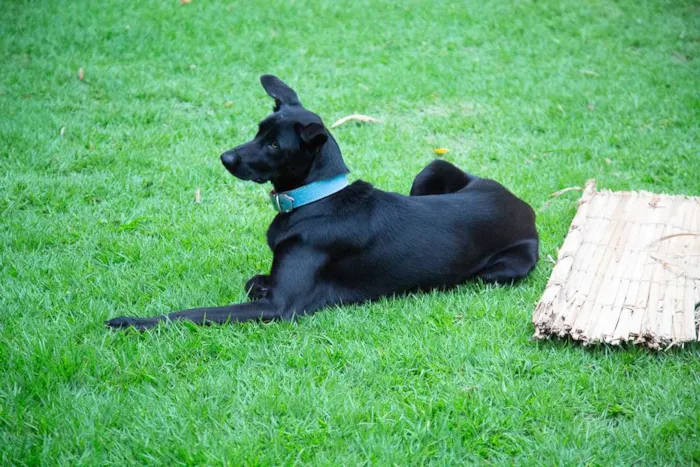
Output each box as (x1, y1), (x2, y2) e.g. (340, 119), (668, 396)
(266, 180), (379, 251)
(328, 180), (376, 211)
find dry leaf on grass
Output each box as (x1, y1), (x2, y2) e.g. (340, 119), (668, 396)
(330, 114), (381, 129)
(548, 186), (583, 198)
(224, 101), (234, 107)
(539, 186), (584, 211)
(433, 148), (449, 155)
(672, 52), (689, 63)
(580, 69), (600, 77)
(78, 67), (84, 81)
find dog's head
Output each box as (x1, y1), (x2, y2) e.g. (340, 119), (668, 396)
(220, 75), (330, 186)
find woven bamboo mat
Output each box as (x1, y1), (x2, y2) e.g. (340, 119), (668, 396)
(533, 180), (700, 349)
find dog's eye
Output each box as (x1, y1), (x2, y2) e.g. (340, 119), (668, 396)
(268, 142), (278, 150)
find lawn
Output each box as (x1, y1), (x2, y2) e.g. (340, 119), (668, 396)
(1, 0), (699, 464)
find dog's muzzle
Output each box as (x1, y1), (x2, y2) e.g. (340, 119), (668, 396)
(221, 152), (239, 170)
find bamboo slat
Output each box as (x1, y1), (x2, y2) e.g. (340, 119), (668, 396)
(533, 181), (700, 349)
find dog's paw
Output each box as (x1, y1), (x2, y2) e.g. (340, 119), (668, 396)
(245, 274), (270, 300)
(105, 316), (155, 331)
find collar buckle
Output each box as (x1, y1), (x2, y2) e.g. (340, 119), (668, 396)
(270, 192), (295, 213)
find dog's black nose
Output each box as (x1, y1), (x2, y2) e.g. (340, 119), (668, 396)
(221, 151), (239, 169)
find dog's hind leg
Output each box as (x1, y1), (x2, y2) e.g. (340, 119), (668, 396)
(476, 239), (539, 284)
(410, 159), (477, 196)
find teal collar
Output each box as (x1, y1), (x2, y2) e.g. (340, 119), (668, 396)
(269, 174), (349, 213)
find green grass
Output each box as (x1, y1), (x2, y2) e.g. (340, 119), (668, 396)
(2, 0), (699, 464)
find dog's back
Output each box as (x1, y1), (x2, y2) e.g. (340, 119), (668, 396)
(266, 164), (538, 303)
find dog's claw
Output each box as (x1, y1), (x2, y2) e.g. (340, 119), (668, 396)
(246, 285), (269, 301)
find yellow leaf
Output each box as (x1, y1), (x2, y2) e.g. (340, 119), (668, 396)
(433, 148), (449, 155)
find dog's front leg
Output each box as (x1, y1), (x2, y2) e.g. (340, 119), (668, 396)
(106, 241), (327, 331)
(105, 299), (285, 330)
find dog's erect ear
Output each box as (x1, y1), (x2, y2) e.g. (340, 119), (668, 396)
(260, 75), (301, 111)
(298, 122), (328, 148)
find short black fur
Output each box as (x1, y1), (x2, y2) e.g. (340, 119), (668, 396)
(106, 76), (539, 331)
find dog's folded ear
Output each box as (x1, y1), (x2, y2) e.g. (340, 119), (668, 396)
(298, 122), (328, 148)
(261, 75), (301, 111)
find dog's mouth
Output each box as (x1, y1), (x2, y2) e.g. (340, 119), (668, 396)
(222, 165), (266, 184)
(220, 155), (269, 184)
(231, 170), (266, 184)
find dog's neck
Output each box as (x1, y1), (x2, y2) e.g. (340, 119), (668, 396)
(272, 135), (349, 192)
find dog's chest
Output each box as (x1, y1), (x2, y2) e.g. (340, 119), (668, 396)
(266, 214), (295, 250)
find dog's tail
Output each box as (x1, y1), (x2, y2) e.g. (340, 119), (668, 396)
(410, 160), (476, 196)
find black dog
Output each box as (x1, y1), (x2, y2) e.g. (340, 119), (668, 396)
(106, 75), (538, 331)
